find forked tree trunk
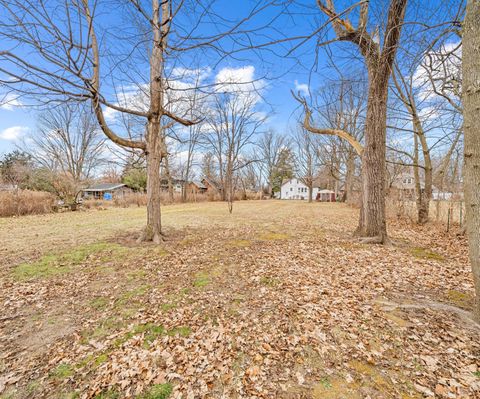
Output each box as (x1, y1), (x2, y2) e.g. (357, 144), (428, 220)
(462, 0), (480, 320)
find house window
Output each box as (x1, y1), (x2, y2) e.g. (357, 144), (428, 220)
(290, 187), (293, 191)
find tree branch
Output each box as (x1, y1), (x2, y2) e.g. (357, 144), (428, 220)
(292, 91), (364, 156)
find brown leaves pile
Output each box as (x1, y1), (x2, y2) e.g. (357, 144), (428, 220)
(1, 203), (479, 398)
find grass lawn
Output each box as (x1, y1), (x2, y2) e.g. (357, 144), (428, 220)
(0, 200), (478, 398)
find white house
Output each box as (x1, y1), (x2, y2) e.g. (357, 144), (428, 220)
(280, 178), (320, 200)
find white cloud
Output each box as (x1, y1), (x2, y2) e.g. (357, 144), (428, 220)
(216, 65), (255, 85)
(170, 67), (212, 83)
(0, 125), (29, 140)
(294, 80), (309, 96)
(213, 65), (265, 108)
(103, 106), (119, 122)
(0, 93), (22, 110)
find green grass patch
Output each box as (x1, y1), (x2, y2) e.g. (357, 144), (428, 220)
(410, 247), (444, 261)
(75, 352), (109, 370)
(81, 316), (126, 343)
(260, 276), (278, 287)
(226, 239), (251, 248)
(258, 232), (289, 240)
(114, 323), (191, 348)
(93, 389), (120, 399)
(167, 326), (191, 337)
(90, 297), (109, 310)
(13, 242), (124, 280)
(116, 284), (151, 307)
(94, 353), (109, 367)
(446, 289), (474, 308)
(193, 272), (210, 288)
(319, 377), (332, 389)
(137, 383), (173, 399)
(160, 302), (177, 311)
(135, 323), (166, 345)
(127, 270), (147, 281)
(51, 363), (74, 380)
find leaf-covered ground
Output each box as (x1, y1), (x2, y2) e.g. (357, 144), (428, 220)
(0, 201), (479, 399)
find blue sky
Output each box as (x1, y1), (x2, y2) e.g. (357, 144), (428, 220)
(0, 0), (338, 155)
(0, 0), (462, 156)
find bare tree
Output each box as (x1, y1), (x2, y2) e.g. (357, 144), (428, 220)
(295, 0), (408, 243)
(256, 130), (292, 197)
(390, 68), (436, 224)
(0, 0), (276, 242)
(313, 79), (366, 204)
(206, 91), (265, 213)
(462, 0), (480, 320)
(294, 127), (319, 203)
(25, 103), (105, 191)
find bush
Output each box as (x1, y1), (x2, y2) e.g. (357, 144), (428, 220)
(0, 190), (55, 217)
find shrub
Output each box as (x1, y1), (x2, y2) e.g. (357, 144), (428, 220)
(0, 189), (55, 217)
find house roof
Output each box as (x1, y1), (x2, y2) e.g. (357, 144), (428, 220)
(191, 180), (207, 189)
(201, 177), (220, 189)
(83, 183), (126, 192)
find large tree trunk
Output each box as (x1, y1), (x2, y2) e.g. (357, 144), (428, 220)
(412, 112), (433, 224)
(463, 0), (480, 320)
(358, 66), (389, 243)
(141, 0), (168, 243)
(144, 122), (164, 244)
(308, 184), (313, 203)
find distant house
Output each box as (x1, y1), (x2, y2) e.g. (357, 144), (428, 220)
(82, 183), (132, 200)
(316, 189), (336, 202)
(280, 178), (337, 202)
(432, 187), (453, 201)
(280, 178), (319, 200)
(390, 172), (418, 199)
(185, 181), (207, 195)
(160, 178), (185, 193)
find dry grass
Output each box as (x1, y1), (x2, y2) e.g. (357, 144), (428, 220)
(0, 190), (55, 217)
(0, 201), (352, 269)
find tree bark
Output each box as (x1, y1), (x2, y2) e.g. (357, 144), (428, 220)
(314, 0), (407, 244)
(141, 0), (169, 243)
(144, 125), (164, 244)
(463, 0), (480, 320)
(359, 64), (390, 242)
